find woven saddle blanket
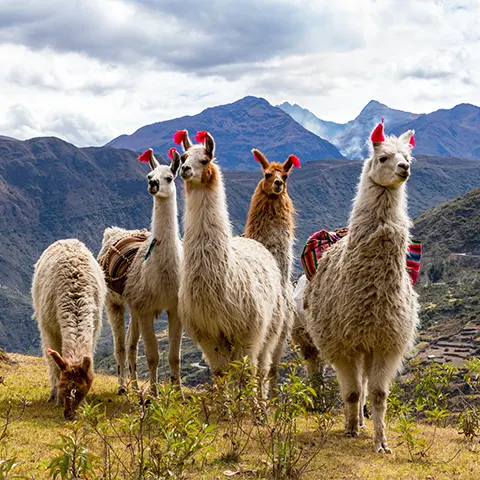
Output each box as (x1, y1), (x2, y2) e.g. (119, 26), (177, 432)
(301, 227), (422, 285)
(98, 229), (150, 295)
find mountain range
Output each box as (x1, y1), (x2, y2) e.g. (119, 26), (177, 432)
(106, 96), (344, 170)
(279, 100), (480, 161)
(2, 134), (480, 353)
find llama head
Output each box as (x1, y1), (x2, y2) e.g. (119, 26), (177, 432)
(137, 148), (179, 198)
(173, 130), (217, 186)
(47, 349), (93, 419)
(368, 121), (415, 188)
(252, 149), (300, 195)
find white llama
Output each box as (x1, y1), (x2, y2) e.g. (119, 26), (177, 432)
(174, 130), (285, 395)
(98, 149), (182, 395)
(304, 122), (419, 453)
(32, 239), (106, 419)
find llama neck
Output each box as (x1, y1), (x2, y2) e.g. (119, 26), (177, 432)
(183, 169), (231, 274)
(151, 193), (179, 243)
(349, 166), (410, 249)
(244, 185), (295, 285)
(61, 317), (95, 365)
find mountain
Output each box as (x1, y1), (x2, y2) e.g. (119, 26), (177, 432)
(279, 100), (480, 161)
(413, 187), (480, 256)
(106, 96), (345, 170)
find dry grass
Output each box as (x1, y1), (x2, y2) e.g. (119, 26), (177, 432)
(1, 353), (480, 479)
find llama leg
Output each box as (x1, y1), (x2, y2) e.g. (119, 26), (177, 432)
(367, 351), (402, 453)
(268, 332), (286, 398)
(136, 311), (159, 396)
(126, 317), (140, 391)
(359, 353), (371, 429)
(167, 308), (182, 387)
(106, 300), (127, 395)
(334, 354), (363, 437)
(41, 328), (62, 403)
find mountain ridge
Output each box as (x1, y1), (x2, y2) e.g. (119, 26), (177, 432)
(106, 96), (345, 170)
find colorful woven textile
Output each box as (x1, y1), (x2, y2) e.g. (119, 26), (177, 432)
(300, 227), (422, 285)
(98, 230), (149, 295)
(406, 240), (422, 285)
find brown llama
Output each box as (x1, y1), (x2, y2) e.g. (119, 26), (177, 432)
(244, 148), (299, 395)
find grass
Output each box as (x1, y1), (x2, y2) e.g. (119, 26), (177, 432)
(1, 354), (480, 479)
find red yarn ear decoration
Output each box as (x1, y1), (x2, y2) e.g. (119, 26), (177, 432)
(289, 155), (301, 168)
(194, 130), (208, 143)
(46, 348), (53, 354)
(137, 148), (153, 163)
(253, 151), (260, 162)
(168, 147), (177, 160)
(409, 135), (415, 148)
(370, 120), (385, 143)
(173, 130), (186, 145)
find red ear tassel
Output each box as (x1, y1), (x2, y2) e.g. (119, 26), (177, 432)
(173, 130), (186, 145)
(194, 130), (208, 143)
(289, 155), (301, 168)
(409, 135), (415, 147)
(46, 348), (53, 354)
(137, 148), (153, 163)
(370, 119), (385, 143)
(168, 147), (177, 159)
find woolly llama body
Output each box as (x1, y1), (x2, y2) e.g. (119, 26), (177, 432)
(175, 130), (284, 394)
(98, 149), (182, 395)
(32, 239), (106, 419)
(244, 148), (299, 394)
(304, 123), (419, 452)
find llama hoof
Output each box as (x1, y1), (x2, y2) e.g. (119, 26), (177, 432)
(118, 386), (127, 396)
(47, 394), (57, 403)
(344, 429), (359, 438)
(374, 442), (392, 454)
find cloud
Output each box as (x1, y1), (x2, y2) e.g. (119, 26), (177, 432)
(0, 0), (479, 146)
(0, 0), (365, 75)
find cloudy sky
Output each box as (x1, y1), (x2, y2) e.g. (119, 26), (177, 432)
(0, 0), (479, 146)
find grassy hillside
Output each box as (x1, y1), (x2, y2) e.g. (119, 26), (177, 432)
(1, 353), (480, 479)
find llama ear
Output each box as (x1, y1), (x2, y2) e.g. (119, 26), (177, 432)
(370, 119), (385, 145)
(173, 130), (193, 152)
(47, 349), (67, 371)
(283, 154), (301, 173)
(204, 132), (215, 159)
(137, 148), (159, 171)
(81, 356), (92, 372)
(169, 148), (181, 176)
(399, 129), (415, 149)
(252, 149), (269, 171)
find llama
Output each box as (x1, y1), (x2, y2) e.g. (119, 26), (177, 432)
(304, 122), (419, 453)
(98, 148), (182, 395)
(174, 130), (284, 395)
(32, 239), (106, 419)
(244, 148), (299, 394)
(292, 275), (325, 379)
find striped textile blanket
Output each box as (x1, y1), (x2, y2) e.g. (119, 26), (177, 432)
(301, 227), (422, 285)
(98, 229), (149, 295)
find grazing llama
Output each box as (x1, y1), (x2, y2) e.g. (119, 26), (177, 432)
(98, 149), (182, 395)
(244, 148), (300, 394)
(304, 121), (419, 453)
(174, 130), (284, 395)
(32, 239), (106, 419)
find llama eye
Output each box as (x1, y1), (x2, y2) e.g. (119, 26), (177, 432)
(379, 156), (388, 163)
(201, 160), (209, 165)
(265, 173), (272, 179)
(282, 175), (288, 181)
(166, 177), (173, 183)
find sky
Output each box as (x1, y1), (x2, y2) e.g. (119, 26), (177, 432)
(0, 0), (479, 147)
